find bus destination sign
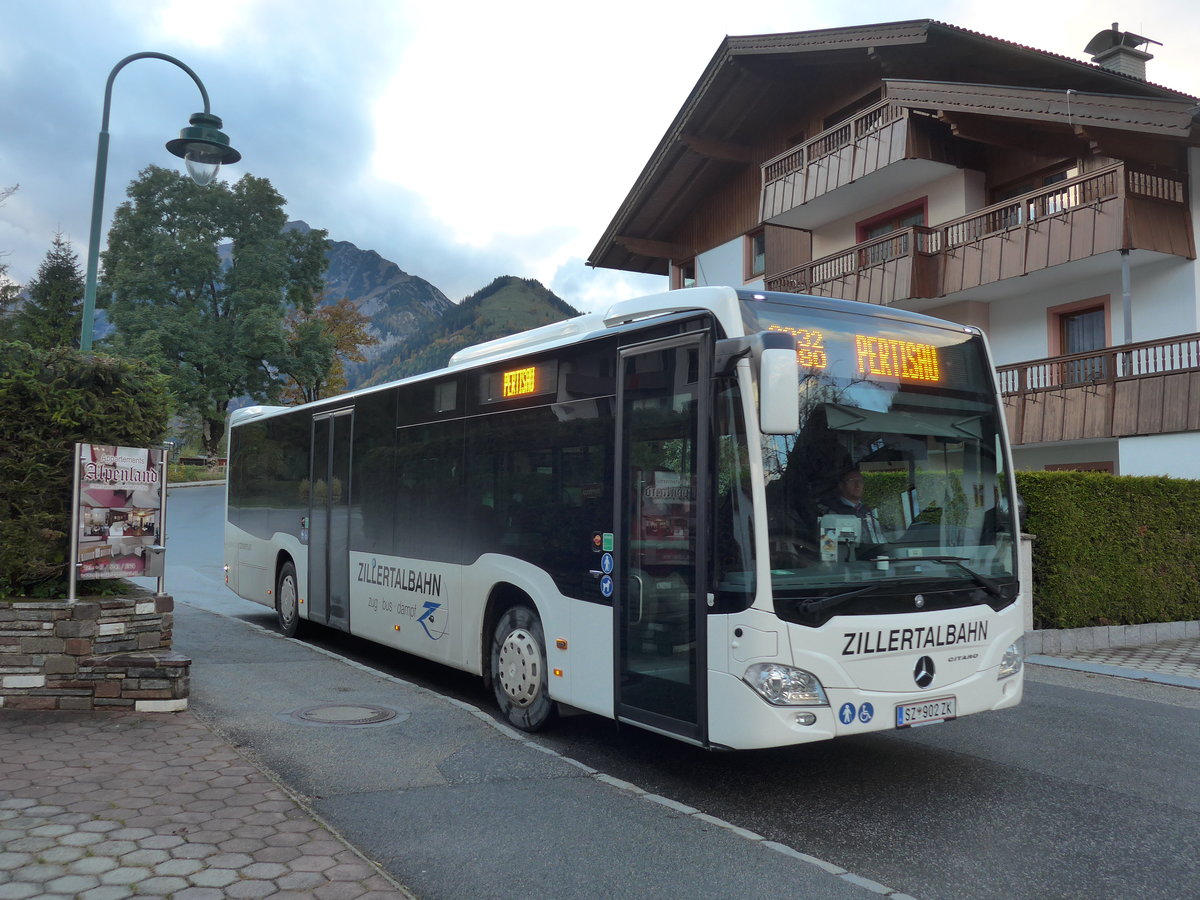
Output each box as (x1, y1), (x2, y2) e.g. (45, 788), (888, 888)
(481, 360), (558, 404)
(502, 366), (537, 398)
(768, 324), (942, 384)
(854, 335), (940, 383)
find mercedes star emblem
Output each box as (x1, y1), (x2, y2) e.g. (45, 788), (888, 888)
(914, 655), (935, 688)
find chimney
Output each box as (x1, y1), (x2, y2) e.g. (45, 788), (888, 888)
(1084, 23), (1161, 81)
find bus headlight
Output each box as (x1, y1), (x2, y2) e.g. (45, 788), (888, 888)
(998, 638), (1024, 679)
(743, 663), (828, 706)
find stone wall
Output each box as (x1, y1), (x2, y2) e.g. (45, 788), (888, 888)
(0, 595), (190, 711)
(1025, 619), (1200, 655)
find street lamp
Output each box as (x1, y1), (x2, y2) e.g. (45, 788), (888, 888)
(79, 52), (241, 352)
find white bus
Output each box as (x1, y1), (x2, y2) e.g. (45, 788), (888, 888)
(224, 287), (1024, 750)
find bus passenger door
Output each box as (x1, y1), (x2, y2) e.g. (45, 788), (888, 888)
(309, 408), (353, 631)
(615, 334), (709, 744)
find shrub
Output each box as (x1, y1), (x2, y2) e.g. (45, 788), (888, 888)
(166, 463), (226, 483)
(0, 342), (171, 597)
(1016, 470), (1200, 628)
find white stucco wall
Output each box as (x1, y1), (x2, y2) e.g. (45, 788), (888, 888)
(1011, 441), (1117, 471)
(983, 255), (1198, 367)
(1191, 146), (1200, 328)
(1123, 256), (1199, 341)
(812, 170), (981, 259)
(694, 238), (744, 288)
(1119, 434), (1200, 478)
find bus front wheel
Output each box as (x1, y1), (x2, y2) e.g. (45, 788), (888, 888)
(491, 605), (556, 731)
(276, 561), (303, 638)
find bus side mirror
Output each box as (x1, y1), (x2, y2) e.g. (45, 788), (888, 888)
(759, 347), (799, 434)
(715, 331), (799, 436)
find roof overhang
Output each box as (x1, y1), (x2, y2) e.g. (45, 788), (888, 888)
(884, 79), (1200, 137)
(588, 19), (1199, 276)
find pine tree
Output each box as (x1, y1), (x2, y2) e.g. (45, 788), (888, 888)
(15, 232), (84, 349)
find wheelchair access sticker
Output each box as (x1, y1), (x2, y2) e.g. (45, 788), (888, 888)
(838, 702), (875, 725)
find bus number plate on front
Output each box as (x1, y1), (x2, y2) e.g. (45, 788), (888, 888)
(895, 696), (956, 728)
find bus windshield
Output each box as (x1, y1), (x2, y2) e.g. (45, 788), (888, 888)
(741, 299), (1019, 625)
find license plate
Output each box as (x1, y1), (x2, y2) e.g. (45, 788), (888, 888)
(895, 696), (956, 728)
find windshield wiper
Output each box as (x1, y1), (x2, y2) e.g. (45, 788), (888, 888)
(794, 584), (889, 616)
(875, 555), (1005, 600)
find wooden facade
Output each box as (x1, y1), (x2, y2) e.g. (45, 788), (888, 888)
(764, 163), (1194, 302)
(997, 334), (1200, 444)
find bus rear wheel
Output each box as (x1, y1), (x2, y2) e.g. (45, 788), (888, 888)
(276, 561), (303, 638)
(491, 605), (556, 732)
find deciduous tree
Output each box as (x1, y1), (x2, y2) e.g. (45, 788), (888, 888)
(279, 296), (379, 404)
(100, 166), (328, 455)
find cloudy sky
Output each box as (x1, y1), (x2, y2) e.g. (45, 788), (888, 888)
(2, 0), (1197, 313)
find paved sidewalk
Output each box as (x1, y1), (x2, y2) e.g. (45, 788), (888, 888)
(1029, 635), (1200, 689)
(2, 604), (1193, 900)
(0, 710), (411, 900)
(1, 602), (890, 900)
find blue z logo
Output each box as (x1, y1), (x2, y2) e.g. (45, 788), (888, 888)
(418, 601), (444, 640)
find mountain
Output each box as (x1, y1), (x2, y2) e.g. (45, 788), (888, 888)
(233, 225), (578, 391)
(361, 275), (581, 386)
(284, 221), (455, 386)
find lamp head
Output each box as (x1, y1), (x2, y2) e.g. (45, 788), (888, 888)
(166, 111), (241, 186)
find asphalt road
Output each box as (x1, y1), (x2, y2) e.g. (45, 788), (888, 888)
(153, 484), (1200, 900)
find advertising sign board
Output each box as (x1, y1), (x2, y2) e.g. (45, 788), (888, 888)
(74, 443), (165, 581)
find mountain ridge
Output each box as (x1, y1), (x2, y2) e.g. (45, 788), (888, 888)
(285, 220), (455, 386)
(360, 275), (581, 386)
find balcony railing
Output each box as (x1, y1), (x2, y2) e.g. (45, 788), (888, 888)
(766, 226), (941, 301)
(761, 101), (931, 221)
(763, 100), (906, 182)
(997, 333), (1200, 444)
(765, 163), (1190, 304)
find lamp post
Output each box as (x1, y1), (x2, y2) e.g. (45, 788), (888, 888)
(79, 52), (241, 352)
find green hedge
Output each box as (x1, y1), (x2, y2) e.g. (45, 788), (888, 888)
(1016, 470), (1200, 628)
(166, 463), (227, 483)
(0, 342), (171, 598)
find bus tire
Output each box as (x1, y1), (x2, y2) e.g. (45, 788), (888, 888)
(276, 561), (303, 638)
(491, 604), (556, 732)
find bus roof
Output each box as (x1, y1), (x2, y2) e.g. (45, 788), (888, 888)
(229, 288), (978, 425)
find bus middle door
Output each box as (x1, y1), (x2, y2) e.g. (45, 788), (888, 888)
(309, 407), (352, 632)
(615, 333), (709, 745)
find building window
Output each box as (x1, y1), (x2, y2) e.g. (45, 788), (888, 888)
(745, 230), (766, 280)
(855, 199), (927, 266)
(991, 166), (1077, 227)
(993, 166), (1073, 204)
(1048, 296), (1110, 384)
(672, 259), (696, 290)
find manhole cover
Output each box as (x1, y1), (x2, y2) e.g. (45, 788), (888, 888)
(293, 704), (400, 726)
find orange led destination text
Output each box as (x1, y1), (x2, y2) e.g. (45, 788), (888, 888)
(502, 366), (538, 398)
(768, 324), (828, 369)
(855, 335), (941, 382)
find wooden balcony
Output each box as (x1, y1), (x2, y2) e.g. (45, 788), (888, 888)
(997, 334), (1200, 445)
(939, 164), (1192, 294)
(765, 226), (940, 302)
(764, 163), (1193, 304)
(760, 100), (962, 228)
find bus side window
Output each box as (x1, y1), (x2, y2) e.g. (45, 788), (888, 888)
(394, 421), (463, 563)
